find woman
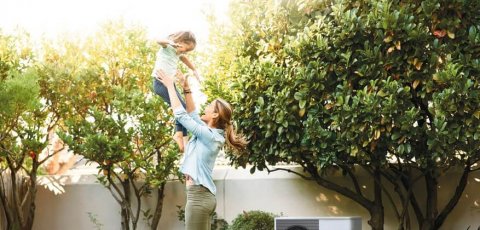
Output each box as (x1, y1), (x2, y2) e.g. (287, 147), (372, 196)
(156, 69), (248, 230)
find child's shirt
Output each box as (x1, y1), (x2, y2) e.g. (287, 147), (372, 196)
(151, 45), (180, 78)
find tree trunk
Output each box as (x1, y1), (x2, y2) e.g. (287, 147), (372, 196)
(0, 171), (13, 230)
(368, 167), (384, 230)
(10, 170), (23, 228)
(369, 205), (384, 230)
(420, 171), (437, 230)
(0, 169), (33, 230)
(150, 182), (166, 230)
(121, 179), (131, 230)
(24, 167), (38, 230)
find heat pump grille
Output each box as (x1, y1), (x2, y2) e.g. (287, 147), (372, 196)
(275, 217), (362, 230)
(275, 218), (319, 230)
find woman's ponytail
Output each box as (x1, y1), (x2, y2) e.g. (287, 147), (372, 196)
(225, 123), (248, 155)
(213, 99), (249, 155)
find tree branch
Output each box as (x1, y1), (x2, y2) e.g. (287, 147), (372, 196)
(308, 162), (374, 210)
(380, 170), (402, 220)
(400, 170), (424, 224)
(471, 167), (480, 172)
(38, 146), (66, 165)
(339, 164), (363, 196)
(434, 164), (471, 229)
(409, 82), (433, 124)
(9, 169), (26, 226)
(20, 181), (31, 208)
(129, 176), (142, 228)
(266, 166), (313, 180)
(362, 165), (402, 220)
(106, 171), (125, 204)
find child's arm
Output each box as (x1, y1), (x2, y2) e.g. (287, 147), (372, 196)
(180, 55), (201, 82)
(156, 38), (178, 48)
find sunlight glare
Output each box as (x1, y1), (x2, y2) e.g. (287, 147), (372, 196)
(0, 0), (230, 43)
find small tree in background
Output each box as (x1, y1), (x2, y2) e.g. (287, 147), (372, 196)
(204, 0), (480, 229)
(0, 32), (65, 230)
(37, 21), (180, 230)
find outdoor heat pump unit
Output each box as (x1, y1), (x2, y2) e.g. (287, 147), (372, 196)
(274, 216), (362, 230)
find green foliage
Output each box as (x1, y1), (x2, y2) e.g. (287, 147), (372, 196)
(0, 20), (182, 230)
(0, 32), (40, 143)
(0, 30), (59, 230)
(214, 0), (480, 169)
(208, 0), (480, 229)
(36, 20), (180, 229)
(0, 68), (40, 132)
(210, 0), (480, 177)
(229, 210), (276, 230)
(0, 68), (45, 167)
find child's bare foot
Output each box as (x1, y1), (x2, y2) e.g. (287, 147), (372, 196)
(173, 132), (184, 152)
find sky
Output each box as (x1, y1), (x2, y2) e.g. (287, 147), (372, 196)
(0, 0), (230, 44)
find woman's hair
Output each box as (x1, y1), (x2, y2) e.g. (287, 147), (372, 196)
(168, 31), (196, 48)
(213, 98), (249, 155)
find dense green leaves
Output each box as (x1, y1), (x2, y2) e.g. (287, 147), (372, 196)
(38, 21), (180, 229)
(229, 210), (277, 230)
(210, 0), (480, 174)
(1, 21), (181, 230)
(0, 31), (56, 230)
(207, 0), (480, 229)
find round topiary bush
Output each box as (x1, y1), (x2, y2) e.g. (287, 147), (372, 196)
(229, 210), (277, 230)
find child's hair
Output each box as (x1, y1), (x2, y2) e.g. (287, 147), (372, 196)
(168, 31), (197, 48)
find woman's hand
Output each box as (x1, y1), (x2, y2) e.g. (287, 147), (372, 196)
(177, 71), (195, 112)
(155, 69), (175, 88)
(176, 70), (191, 91)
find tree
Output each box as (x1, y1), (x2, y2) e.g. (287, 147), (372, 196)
(0, 31), (64, 230)
(204, 0), (480, 229)
(37, 21), (180, 230)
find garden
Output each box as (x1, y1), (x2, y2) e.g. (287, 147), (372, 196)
(1, 0), (480, 229)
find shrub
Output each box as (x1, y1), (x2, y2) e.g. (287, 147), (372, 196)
(229, 210), (277, 230)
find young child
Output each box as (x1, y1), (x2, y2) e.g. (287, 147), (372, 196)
(152, 31), (201, 152)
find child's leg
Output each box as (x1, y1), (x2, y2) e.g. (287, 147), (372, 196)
(173, 88), (188, 152)
(153, 79), (188, 151)
(173, 131), (185, 153)
(153, 78), (171, 104)
(172, 84), (188, 136)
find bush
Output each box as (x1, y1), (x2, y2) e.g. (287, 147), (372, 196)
(207, 0), (480, 229)
(229, 210), (277, 230)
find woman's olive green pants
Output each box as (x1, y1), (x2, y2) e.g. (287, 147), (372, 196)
(185, 185), (216, 230)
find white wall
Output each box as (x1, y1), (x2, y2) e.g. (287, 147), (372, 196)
(33, 166), (480, 230)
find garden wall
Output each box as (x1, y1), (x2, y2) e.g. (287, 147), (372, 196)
(33, 166), (480, 230)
